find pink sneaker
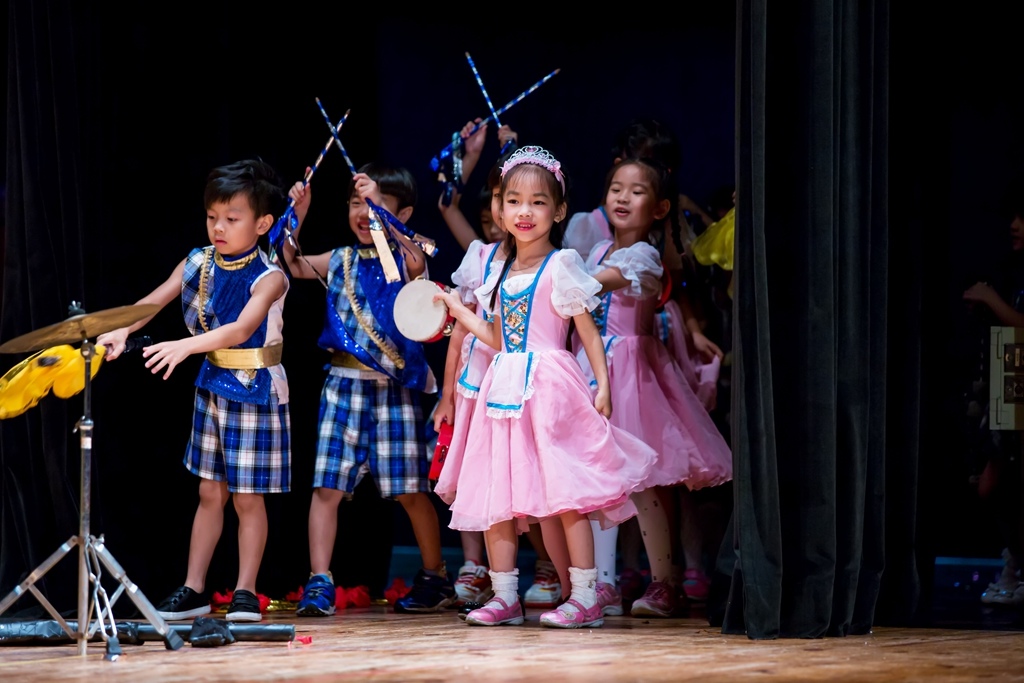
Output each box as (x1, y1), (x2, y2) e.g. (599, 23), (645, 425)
(464, 596), (524, 626)
(630, 581), (677, 618)
(595, 581), (624, 616)
(539, 599), (604, 628)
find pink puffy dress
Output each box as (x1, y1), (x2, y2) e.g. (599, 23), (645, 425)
(577, 240), (732, 490)
(434, 248), (658, 532)
(567, 208), (719, 409)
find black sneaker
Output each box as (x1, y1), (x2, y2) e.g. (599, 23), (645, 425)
(156, 586), (211, 620)
(394, 569), (457, 613)
(226, 589), (262, 622)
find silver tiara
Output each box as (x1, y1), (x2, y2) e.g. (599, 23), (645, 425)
(500, 146), (565, 192)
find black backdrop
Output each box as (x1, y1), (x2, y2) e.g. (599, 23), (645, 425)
(1, 4), (738, 614)
(5, 1), (1024, 637)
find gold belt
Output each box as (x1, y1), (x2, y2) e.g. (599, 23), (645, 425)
(331, 351), (375, 372)
(207, 343), (283, 370)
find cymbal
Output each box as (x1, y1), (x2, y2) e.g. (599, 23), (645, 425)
(0, 304), (162, 354)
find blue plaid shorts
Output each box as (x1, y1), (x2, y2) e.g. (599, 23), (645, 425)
(184, 387), (291, 494)
(312, 373), (428, 498)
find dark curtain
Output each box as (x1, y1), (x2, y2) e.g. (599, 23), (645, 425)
(0, 1), (102, 613)
(723, 0), (924, 638)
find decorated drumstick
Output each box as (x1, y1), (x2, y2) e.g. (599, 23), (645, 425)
(315, 98), (437, 258)
(430, 67), (560, 173)
(314, 98), (405, 281)
(314, 98), (358, 176)
(267, 110), (350, 288)
(464, 52), (514, 156)
(365, 198), (437, 258)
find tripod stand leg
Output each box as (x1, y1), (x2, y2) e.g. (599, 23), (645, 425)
(0, 536), (80, 638)
(90, 538), (185, 650)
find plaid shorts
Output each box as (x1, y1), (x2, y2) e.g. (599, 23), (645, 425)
(184, 387), (291, 494)
(312, 373), (428, 498)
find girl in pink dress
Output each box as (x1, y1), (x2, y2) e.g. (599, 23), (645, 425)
(435, 140), (572, 612)
(576, 158), (733, 617)
(434, 146), (658, 629)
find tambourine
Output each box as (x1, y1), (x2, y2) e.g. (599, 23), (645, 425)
(393, 279), (456, 343)
(428, 420), (454, 481)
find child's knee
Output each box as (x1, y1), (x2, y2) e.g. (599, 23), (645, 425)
(232, 492), (266, 516)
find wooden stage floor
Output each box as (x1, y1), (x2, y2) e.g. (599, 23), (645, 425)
(2, 607), (1023, 682)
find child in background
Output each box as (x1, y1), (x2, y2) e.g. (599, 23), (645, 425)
(283, 162), (455, 616)
(434, 146), (658, 628)
(577, 158), (733, 617)
(98, 160), (291, 623)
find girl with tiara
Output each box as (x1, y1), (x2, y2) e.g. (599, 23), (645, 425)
(575, 157), (733, 617)
(435, 122), (571, 612)
(433, 146), (658, 628)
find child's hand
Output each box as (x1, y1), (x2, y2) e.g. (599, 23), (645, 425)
(288, 171), (312, 226)
(497, 125), (518, 149)
(433, 393), (455, 433)
(437, 188), (462, 214)
(691, 331), (724, 362)
(97, 328), (130, 360)
(143, 338), (193, 380)
(352, 173), (383, 207)
(594, 386), (612, 418)
(432, 289), (463, 314)
(288, 170), (312, 210)
(963, 282), (997, 308)
(461, 119), (487, 157)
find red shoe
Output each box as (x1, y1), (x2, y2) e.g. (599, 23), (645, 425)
(630, 581), (677, 618)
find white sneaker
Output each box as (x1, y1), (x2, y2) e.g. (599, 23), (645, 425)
(454, 561), (494, 605)
(524, 560), (562, 608)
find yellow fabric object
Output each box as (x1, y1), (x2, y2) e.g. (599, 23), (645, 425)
(52, 344), (106, 398)
(691, 206), (735, 272)
(0, 344), (105, 418)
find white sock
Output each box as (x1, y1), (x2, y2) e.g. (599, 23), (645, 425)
(590, 520), (619, 585)
(489, 569), (519, 606)
(560, 566), (598, 614)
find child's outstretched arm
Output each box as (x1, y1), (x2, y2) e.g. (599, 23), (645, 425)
(141, 271), (287, 380)
(594, 266), (632, 296)
(677, 286), (724, 361)
(573, 310), (612, 418)
(97, 258), (186, 360)
(283, 173), (332, 280)
(458, 119), (487, 186)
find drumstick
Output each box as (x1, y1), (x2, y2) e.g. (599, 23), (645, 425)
(315, 99), (437, 262)
(268, 110), (350, 288)
(314, 98), (358, 176)
(430, 67), (560, 172)
(465, 53), (514, 156)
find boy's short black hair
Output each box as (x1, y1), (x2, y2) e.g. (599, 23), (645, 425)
(351, 162), (417, 210)
(204, 159), (284, 217)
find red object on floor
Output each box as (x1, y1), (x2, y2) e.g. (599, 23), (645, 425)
(210, 589), (270, 612)
(337, 585), (372, 609)
(384, 578), (411, 604)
